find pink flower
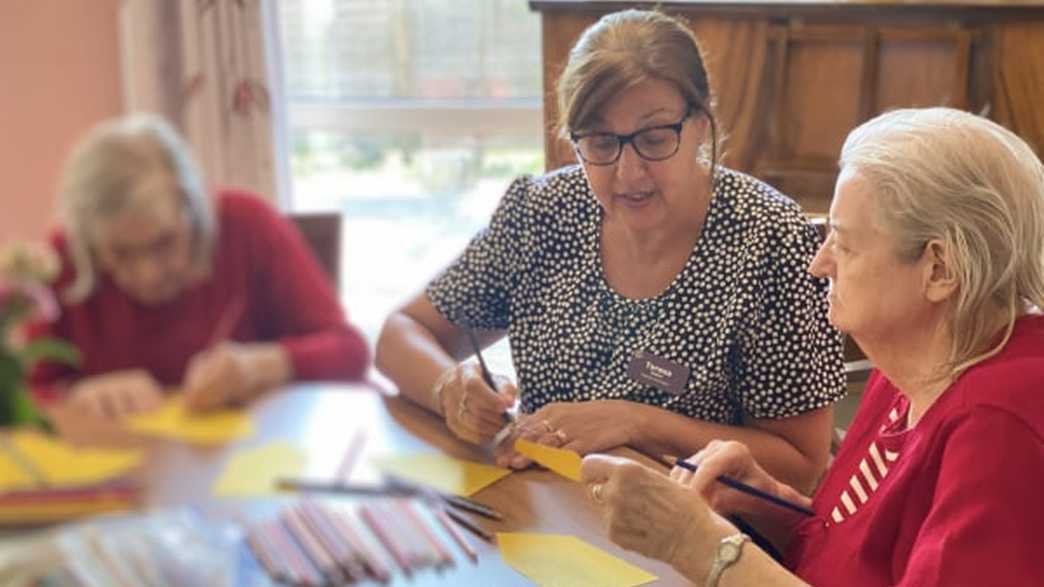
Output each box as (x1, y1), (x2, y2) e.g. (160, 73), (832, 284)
(0, 241), (60, 284)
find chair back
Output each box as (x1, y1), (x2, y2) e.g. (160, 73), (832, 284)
(289, 212), (341, 293)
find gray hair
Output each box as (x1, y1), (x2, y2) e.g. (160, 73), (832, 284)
(840, 107), (1044, 377)
(59, 114), (216, 303)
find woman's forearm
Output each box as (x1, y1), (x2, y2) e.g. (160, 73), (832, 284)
(375, 312), (457, 415)
(630, 405), (825, 492)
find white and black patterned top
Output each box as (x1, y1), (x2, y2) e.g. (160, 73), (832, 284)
(428, 165), (846, 424)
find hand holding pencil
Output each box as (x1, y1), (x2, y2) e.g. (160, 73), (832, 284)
(433, 361), (517, 445)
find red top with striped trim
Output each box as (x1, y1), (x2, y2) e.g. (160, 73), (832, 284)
(785, 315), (1044, 586)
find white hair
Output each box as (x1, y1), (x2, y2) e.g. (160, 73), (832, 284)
(58, 114), (216, 303)
(840, 107), (1044, 376)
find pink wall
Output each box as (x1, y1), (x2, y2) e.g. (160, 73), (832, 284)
(0, 0), (123, 241)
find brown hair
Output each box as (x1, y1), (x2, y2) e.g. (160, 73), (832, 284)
(555, 9), (718, 168)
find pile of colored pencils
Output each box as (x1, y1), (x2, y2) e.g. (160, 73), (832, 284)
(246, 496), (489, 586)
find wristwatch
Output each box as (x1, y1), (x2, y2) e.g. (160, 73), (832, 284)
(706, 532), (750, 587)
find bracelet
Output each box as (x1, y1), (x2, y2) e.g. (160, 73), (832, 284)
(431, 367), (456, 417)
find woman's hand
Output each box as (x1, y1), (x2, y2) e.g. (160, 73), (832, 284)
(674, 440), (811, 521)
(580, 454), (735, 571)
(494, 400), (641, 468)
(183, 342), (291, 411)
(435, 362), (517, 444)
(67, 369), (165, 419)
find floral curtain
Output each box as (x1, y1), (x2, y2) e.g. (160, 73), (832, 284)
(119, 0), (278, 201)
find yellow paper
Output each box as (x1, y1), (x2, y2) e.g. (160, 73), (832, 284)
(213, 441), (306, 497)
(0, 431), (143, 491)
(126, 397), (253, 445)
(514, 439), (582, 482)
(498, 532), (657, 587)
(372, 453), (510, 497)
(0, 453), (33, 489)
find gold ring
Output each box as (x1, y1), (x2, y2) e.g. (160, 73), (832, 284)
(591, 482), (605, 503)
(554, 429), (568, 444)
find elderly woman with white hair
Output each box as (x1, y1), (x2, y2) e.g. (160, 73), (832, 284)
(29, 115), (369, 419)
(581, 107), (1044, 586)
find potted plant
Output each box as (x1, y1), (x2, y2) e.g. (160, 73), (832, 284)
(0, 242), (79, 427)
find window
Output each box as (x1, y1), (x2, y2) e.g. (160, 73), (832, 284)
(276, 0), (544, 355)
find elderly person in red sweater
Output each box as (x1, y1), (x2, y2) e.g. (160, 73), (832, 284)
(581, 107), (1044, 586)
(29, 115), (369, 419)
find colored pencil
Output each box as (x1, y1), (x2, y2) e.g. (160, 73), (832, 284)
(295, 501), (367, 582)
(434, 506), (478, 563)
(313, 502), (391, 583)
(443, 507), (494, 543)
(282, 508), (344, 584)
(398, 499), (455, 569)
(279, 476), (505, 521)
(334, 429), (367, 481)
(665, 456), (816, 517)
(359, 503), (413, 576)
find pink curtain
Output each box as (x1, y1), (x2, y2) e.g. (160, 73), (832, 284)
(119, 0), (277, 200)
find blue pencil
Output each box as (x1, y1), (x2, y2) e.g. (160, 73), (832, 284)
(667, 457), (816, 517)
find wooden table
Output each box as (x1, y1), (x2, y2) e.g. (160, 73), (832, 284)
(32, 383), (688, 585)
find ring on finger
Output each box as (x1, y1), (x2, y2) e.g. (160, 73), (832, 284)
(590, 482), (605, 504)
(553, 429), (568, 444)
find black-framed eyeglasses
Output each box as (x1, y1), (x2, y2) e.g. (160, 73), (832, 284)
(570, 109), (692, 166)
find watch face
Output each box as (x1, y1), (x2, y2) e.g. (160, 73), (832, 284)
(719, 542), (742, 563)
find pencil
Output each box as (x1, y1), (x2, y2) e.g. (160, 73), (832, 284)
(310, 501), (391, 583)
(665, 456), (816, 517)
(295, 501), (368, 582)
(464, 326), (516, 425)
(359, 503), (413, 575)
(276, 478), (416, 496)
(246, 526), (289, 583)
(282, 508), (344, 584)
(334, 429), (367, 481)
(443, 507), (494, 543)
(280, 476), (506, 521)
(398, 499), (455, 569)
(433, 506), (478, 563)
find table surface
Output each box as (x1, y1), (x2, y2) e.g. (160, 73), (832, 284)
(29, 383), (689, 586)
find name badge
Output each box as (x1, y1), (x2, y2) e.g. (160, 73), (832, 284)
(626, 350), (690, 395)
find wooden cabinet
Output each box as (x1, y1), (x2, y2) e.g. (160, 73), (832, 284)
(530, 0), (1044, 213)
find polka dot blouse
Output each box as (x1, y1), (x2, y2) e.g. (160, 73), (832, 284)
(428, 165), (846, 424)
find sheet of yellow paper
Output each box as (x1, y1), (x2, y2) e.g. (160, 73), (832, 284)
(0, 431), (142, 491)
(126, 397), (253, 445)
(0, 454), (33, 490)
(498, 533), (657, 587)
(514, 439), (582, 482)
(213, 441), (306, 497)
(372, 453), (510, 497)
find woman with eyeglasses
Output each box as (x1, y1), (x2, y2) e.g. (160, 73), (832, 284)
(28, 115), (370, 419)
(377, 9), (844, 490)
(580, 107), (1044, 586)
